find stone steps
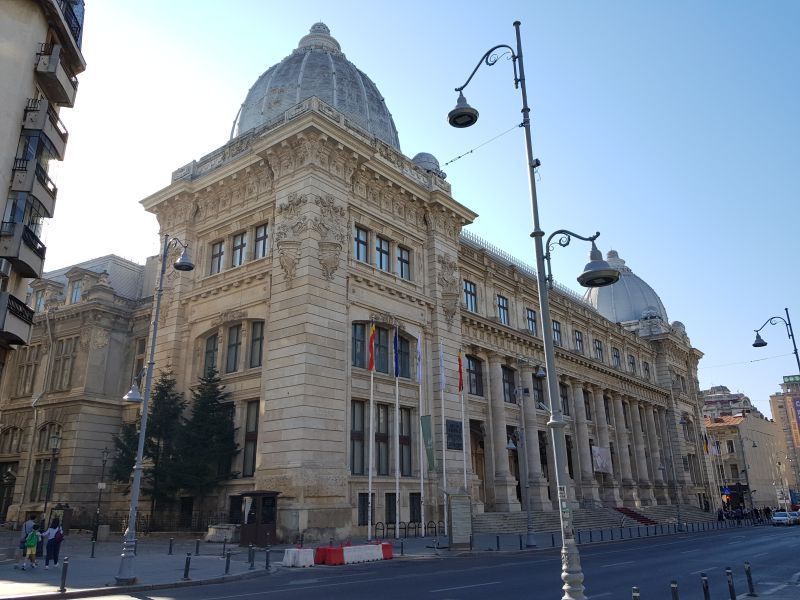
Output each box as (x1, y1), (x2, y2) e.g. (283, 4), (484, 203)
(473, 508), (626, 534)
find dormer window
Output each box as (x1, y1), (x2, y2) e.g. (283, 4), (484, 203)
(68, 280), (82, 304)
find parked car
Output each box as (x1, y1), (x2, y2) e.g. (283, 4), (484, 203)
(788, 511), (800, 525)
(772, 511), (791, 526)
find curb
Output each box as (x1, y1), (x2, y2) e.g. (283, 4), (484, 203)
(1, 565), (274, 600)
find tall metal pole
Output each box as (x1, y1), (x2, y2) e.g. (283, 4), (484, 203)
(94, 448), (109, 540)
(115, 234), (170, 585)
(42, 442), (59, 524)
(512, 21), (585, 598)
(784, 308), (800, 375)
(518, 393), (536, 547)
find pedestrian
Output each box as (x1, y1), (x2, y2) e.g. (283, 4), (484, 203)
(23, 524), (41, 570)
(44, 517), (64, 569)
(17, 515), (36, 569)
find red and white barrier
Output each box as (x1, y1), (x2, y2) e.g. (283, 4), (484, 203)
(285, 543), (392, 567)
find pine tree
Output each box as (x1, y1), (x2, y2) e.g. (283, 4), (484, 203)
(145, 371), (186, 513)
(110, 422), (138, 485)
(177, 368), (239, 500)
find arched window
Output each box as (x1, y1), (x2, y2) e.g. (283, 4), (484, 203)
(203, 333), (218, 376)
(36, 423), (62, 453)
(0, 427), (23, 454)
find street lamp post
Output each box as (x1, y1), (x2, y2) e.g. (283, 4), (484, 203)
(752, 308), (800, 375)
(94, 447), (110, 541)
(510, 385), (535, 547)
(448, 21), (619, 600)
(42, 432), (62, 525)
(115, 234), (194, 585)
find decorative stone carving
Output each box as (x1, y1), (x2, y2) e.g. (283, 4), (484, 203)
(437, 254), (460, 294)
(92, 329), (109, 350)
(211, 309), (248, 327)
(274, 193), (310, 285)
(311, 195), (347, 280)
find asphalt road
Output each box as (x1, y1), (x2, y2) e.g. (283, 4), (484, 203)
(85, 525), (800, 599)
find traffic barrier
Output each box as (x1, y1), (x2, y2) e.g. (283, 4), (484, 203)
(283, 547), (315, 567)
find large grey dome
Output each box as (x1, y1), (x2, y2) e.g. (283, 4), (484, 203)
(236, 23), (401, 150)
(584, 250), (668, 323)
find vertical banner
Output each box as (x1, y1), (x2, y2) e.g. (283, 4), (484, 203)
(421, 415), (435, 469)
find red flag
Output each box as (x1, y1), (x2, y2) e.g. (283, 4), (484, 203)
(367, 321), (376, 371)
(457, 349), (463, 392)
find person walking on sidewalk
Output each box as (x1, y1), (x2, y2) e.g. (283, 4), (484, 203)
(44, 518), (64, 569)
(16, 516), (36, 569)
(23, 524), (42, 570)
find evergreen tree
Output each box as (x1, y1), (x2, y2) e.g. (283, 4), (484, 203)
(145, 371), (186, 512)
(110, 422), (138, 484)
(177, 368), (239, 500)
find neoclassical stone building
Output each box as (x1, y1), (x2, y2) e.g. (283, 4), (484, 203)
(0, 23), (712, 539)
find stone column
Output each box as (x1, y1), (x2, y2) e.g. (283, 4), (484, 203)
(644, 404), (667, 504)
(659, 408), (685, 504)
(611, 392), (636, 506)
(591, 386), (620, 505)
(487, 354), (520, 512)
(629, 398), (655, 505)
(571, 379), (599, 505)
(521, 368), (550, 510)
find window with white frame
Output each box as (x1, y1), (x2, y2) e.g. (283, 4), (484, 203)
(351, 400), (365, 475)
(594, 339), (604, 361)
(354, 226), (369, 262)
(249, 321), (264, 368)
(204, 333), (218, 375)
(396, 246), (411, 280)
(376, 236), (390, 271)
(15, 344), (39, 396)
(463, 280), (477, 312)
(574, 330), (584, 354)
(643, 361), (650, 380)
(50, 337), (77, 391)
(526, 308), (537, 335)
(210, 241), (224, 274)
(352, 323), (366, 368)
(225, 324), (241, 373)
(68, 280), (82, 304)
(231, 232), (247, 267)
(466, 355), (483, 396)
(501, 366), (516, 403)
(497, 295), (509, 325)
(611, 347), (621, 368)
(628, 354), (636, 374)
(254, 223), (268, 259)
(242, 400), (258, 477)
(552, 320), (562, 346)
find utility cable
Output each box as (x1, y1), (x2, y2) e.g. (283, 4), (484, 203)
(443, 123), (520, 166)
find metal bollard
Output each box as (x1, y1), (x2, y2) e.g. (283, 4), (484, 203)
(225, 550), (231, 575)
(551, 533), (555, 547)
(671, 580), (679, 600)
(496, 535), (500, 551)
(59, 556), (69, 592)
(600, 530), (604, 541)
(577, 530), (582, 544)
(590, 530), (593, 543)
(195, 538), (200, 555)
(701, 572), (710, 600)
(632, 586), (641, 599)
(629, 526), (632, 538)
(469, 534), (473, 551)
(726, 567), (736, 599)
(300, 533), (304, 548)
(90, 539), (95, 558)
(222, 538), (227, 557)
(744, 561), (757, 596)
(637, 526), (641, 537)
(169, 537), (174, 555)
(519, 534), (523, 550)
(646, 525), (650, 537)
(611, 529), (614, 541)
(265, 545), (271, 570)
(133, 540), (137, 556)
(401, 540), (404, 556)
(182, 553), (191, 580)
(249, 544), (255, 570)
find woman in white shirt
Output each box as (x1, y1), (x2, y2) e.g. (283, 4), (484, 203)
(43, 517), (64, 569)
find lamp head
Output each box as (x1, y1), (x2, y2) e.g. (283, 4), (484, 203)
(534, 366), (546, 379)
(506, 437), (517, 451)
(448, 92), (479, 128)
(752, 332), (767, 348)
(49, 433), (62, 452)
(123, 382), (143, 403)
(174, 247), (195, 272)
(577, 241), (620, 288)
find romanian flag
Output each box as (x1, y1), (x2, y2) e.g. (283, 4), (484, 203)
(457, 349), (464, 392)
(367, 321), (376, 371)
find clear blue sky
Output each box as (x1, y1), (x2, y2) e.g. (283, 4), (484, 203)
(47, 1), (799, 416)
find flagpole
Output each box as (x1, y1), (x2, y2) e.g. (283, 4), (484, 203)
(458, 349), (467, 491)
(368, 369), (374, 541)
(417, 338), (425, 536)
(394, 327), (400, 540)
(439, 343), (448, 538)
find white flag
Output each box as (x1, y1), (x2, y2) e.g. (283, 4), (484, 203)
(439, 343), (445, 390)
(416, 338), (422, 384)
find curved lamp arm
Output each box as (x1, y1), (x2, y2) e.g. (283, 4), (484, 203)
(543, 230), (600, 287)
(454, 44), (518, 92)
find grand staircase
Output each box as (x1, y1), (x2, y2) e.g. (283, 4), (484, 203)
(473, 504), (711, 534)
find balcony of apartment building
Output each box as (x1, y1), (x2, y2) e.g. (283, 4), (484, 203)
(35, 43), (79, 107)
(10, 158), (57, 220)
(0, 288), (35, 347)
(0, 218), (46, 279)
(22, 98), (69, 161)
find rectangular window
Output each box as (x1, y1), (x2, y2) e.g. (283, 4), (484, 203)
(354, 226), (369, 262)
(32, 290), (44, 312)
(204, 334), (218, 375)
(254, 224), (268, 259)
(574, 330), (584, 354)
(396, 246), (411, 280)
(357, 492), (374, 526)
(729, 462), (739, 480)
(611, 347), (621, 368)
(643, 361), (650, 380)
(400, 407), (412, 476)
(210, 241), (224, 274)
(232, 233), (247, 267)
(50, 337), (77, 391)
(398, 336), (410, 378)
(604, 397), (612, 424)
(69, 280), (81, 304)
(467, 356), (483, 396)
(249, 321), (264, 368)
(375, 327), (389, 373)
(351, 400), (365, 475)
(385, 492), (396, 524)
(623, 403), (630, 428)
(560, 383), (570, 416)
(225, 325), (241, 373)
(352, 323), (366, 368)
(726, 440), (735, 454)
(29, 458), (56, 502)
(15, 344), (39, 396)
(552, 320), (562, 346)
(628, 354), (636, 374)
(497, 295), (509, 325)
(526, 308), (537, 335)
(463, 280), (477, 312)
(584, 391), (592, 421)
(376, 404), (389, 475)
(376, 236), (390, 271)
(594, 339), (604, 361)
(242, 400), (259, 477)
(501, 366), (516, 403)
(532, 376), (544, 407)
(410, 492), (421, 523)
